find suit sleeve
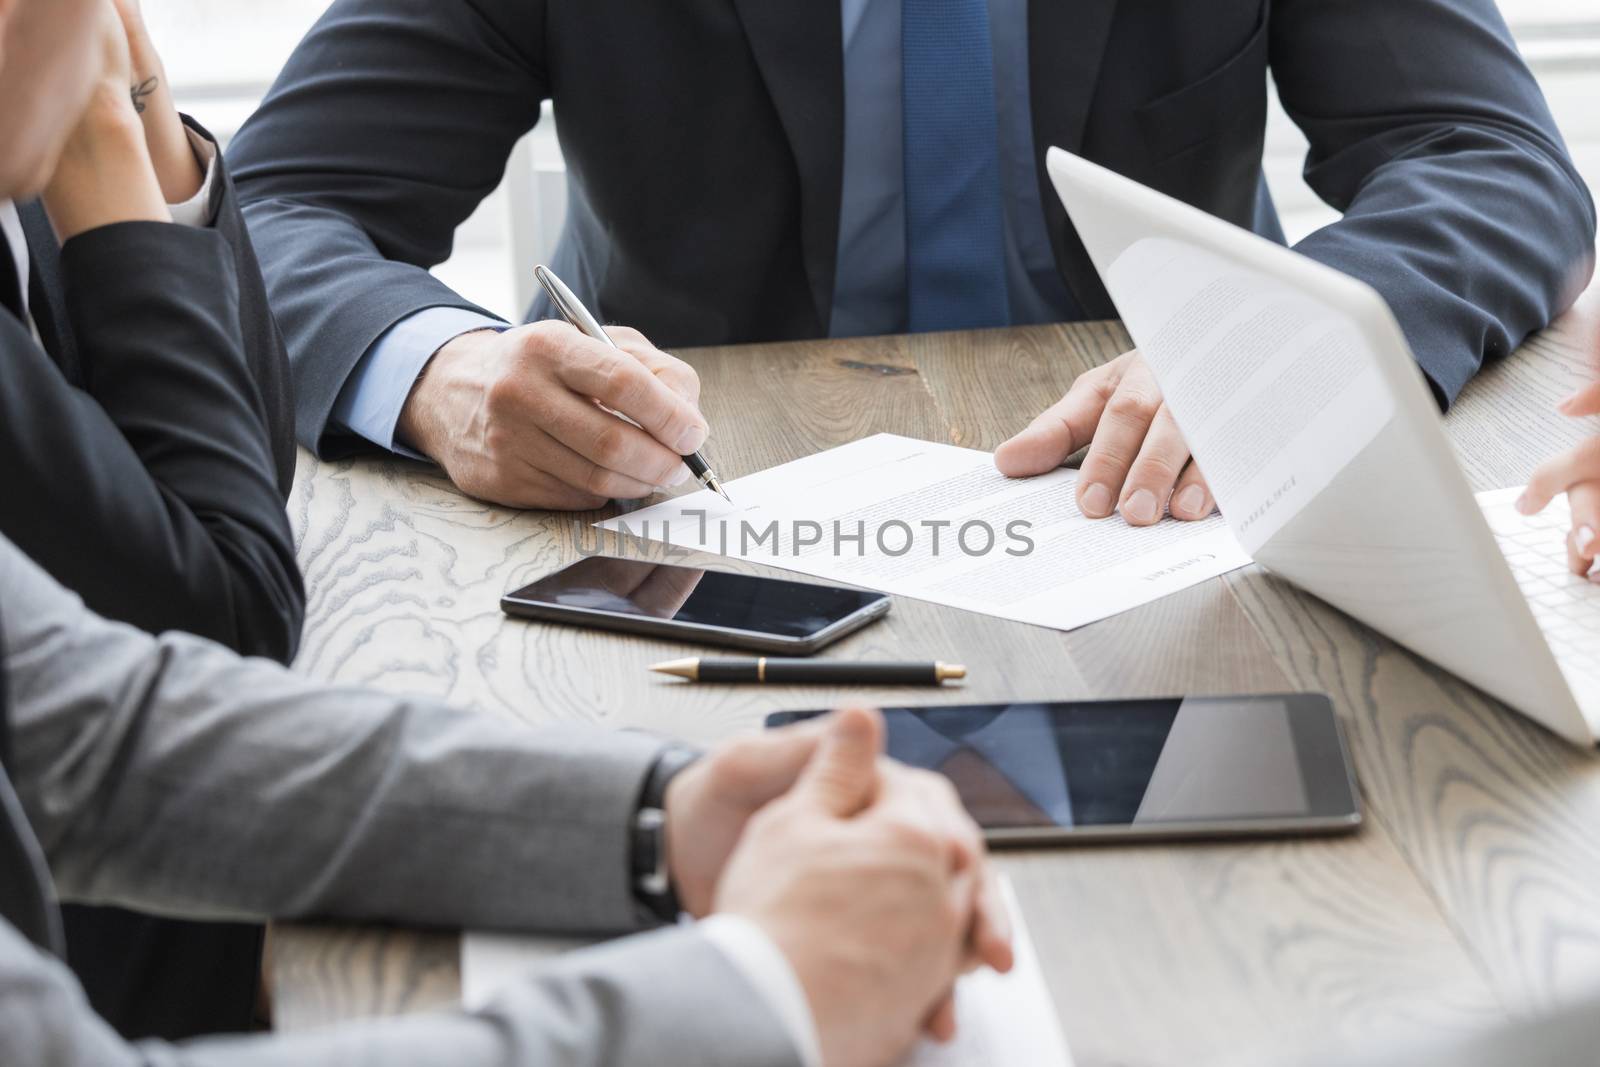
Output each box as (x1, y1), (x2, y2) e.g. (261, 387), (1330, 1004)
(188, 118), (301, 496)
(0, 216), (303, 665)
(0, 915), (801, 1067)
(228, 0), (546, 456)
(0, 533), (660, 935)
(1271, 0), (1597, 406)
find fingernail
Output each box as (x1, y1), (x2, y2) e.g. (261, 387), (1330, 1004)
(1579, 526), (1597, 556)
(1123, 489), (1158, 525)
(1175, 485), (1207, 518)
(673, 423), (708, 455)
(1081, 483), (1113, 517)
(671, 464), (693, 487)
(1515, 492), (1534, 515)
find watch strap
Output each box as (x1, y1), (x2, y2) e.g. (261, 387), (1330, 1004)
(631, 744), (701, 923)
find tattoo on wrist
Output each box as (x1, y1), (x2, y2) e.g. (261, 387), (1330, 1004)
(130, 77), (158, 115)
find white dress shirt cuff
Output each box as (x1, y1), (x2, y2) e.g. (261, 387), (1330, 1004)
(167, 127), (220, 229)
(330, 307), (507, 458)
(698, 914), (823, 1067)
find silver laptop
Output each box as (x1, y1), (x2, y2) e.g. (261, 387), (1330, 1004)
(1046, 148), (1600, 747)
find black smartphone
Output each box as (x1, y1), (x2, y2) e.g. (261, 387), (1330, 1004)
(767, 694), (1360, 844)
(501, 556), (890, 653)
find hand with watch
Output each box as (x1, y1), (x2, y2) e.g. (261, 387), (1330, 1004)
(629, 743), (700, 923)
(633, 709), (1016, 1067)
(632, 722), (832, 922)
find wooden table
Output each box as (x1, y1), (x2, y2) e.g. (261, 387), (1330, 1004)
(274, 296), (1600, 1067)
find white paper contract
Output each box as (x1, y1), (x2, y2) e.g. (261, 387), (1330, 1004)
(462, 876), (1075, 1067)
(594, 433), (1249, 632)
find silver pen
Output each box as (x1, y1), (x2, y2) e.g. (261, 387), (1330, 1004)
(534, 264), (731, 502)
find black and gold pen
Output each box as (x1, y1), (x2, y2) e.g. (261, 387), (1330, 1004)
(534, 264), (731, 501)
(650, 658), (967, 685)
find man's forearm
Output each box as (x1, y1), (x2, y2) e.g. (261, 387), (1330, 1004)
(1274, 0), (1597, 406)
(2, 535), (660, 935)
(229, 0), (546, 456)
(1293, 130), (1596, 407)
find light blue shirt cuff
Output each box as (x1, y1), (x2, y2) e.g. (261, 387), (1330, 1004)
(330, 307), (507, 458)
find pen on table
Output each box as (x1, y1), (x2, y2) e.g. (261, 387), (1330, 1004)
(534, 264), (731, 502)
(650, 658), (968, 685)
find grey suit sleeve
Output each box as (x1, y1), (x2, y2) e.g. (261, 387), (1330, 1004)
(228, 0), (543, 455)
(0, 533), (659, 935)
(1272, 0), (1597, 406)
(0, 905), (802, 1067)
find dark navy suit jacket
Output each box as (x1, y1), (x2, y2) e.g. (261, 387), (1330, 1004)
(229, 0), (1597, 454)
(0, 120), (302, 1041)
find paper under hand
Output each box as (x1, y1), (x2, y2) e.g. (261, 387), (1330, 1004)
(595, 433), (1248, 632)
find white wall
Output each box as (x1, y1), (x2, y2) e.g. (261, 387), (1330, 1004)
(152, 0), (1600, 323)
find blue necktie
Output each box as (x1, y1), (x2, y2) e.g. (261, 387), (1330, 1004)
(902, 0), (1010, 332)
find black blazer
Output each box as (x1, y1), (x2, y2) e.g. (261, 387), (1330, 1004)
(0, 119), (302, 1040)
(0, 120), (302, 664)
(230, 0), (1595, 457)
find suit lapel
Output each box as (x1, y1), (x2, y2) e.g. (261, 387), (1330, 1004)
(1029, 0), (1122, 316)
(16, 201), (77, 378)
(730, 0), (845, 332)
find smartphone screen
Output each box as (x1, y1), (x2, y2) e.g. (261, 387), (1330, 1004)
(503, 557), (887, 641)
(768, 695), (1359, 840)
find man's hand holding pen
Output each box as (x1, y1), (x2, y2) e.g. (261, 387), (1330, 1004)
(396, 320), (709, 511)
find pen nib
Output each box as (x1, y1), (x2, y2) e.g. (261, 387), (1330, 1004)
(707, 476), (732, 504)
(649, 658), (699, 680)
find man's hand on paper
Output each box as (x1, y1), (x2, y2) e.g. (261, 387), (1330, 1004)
(710, 708), (1015, 1067)
(995, 349), (1216, 526)
(396, 322), (708, 511)
(1518, 380), (1600, 577)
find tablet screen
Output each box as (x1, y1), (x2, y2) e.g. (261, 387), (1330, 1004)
(769, 696), (1358, 832)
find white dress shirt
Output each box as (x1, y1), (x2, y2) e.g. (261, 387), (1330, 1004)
(700, 914), (824, 1067)
(0, 203), (27, 318)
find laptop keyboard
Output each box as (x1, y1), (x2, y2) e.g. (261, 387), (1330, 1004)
(1479, 489), (1600, 688)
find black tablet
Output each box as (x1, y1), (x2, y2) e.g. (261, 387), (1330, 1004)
(768, 694), (1361, 843)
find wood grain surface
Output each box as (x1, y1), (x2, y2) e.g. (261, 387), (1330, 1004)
(273, 289), (1600, 1066)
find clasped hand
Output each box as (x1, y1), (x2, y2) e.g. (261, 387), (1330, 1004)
(664, 708), (1014, 1067)
(42, 0), (199, 241)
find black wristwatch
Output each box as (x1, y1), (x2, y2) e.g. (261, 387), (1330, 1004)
(631, 744), (701, 923)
